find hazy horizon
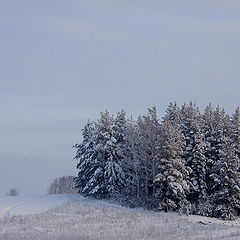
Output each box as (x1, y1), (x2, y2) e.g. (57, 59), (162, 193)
(1, 0), (240, 196)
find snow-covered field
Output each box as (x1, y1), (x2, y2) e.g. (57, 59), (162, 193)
(0, 194), (73, 216)
(1, 194), (240, 240)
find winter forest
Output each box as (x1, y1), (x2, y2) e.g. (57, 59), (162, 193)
(74, 102), (240, 220)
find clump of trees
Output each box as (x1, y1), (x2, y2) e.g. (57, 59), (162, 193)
(74, 102), (240, 220)
(7, 188), (19, 196)
(48, 176), (76, 194)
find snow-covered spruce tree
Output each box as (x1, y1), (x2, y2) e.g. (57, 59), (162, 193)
(163, 102), (181, 126)
(231, 107), (240, 159)
(207, 107), (230, 191)
(204, 106), (238, 218)
(122, 117), (142, 206)
(112, 110), (131, 200)
(136, 106), (161, 207)
(202, 103), (214, 159)
(154, 117), (190, 213)
(134, 116), (150, 201)
(145, 106), (161, 200)
(74, 120), (105, 197)
(96, 111), (126, 199)
(180, 102), (207, 208)
(75, 112), (127, 199)
(202, 105), (223, 194)
(113, 110), (127, 145)
(209, 137), (240, 220)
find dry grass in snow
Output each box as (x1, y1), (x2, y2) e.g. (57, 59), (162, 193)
(1, 196), (240, 240)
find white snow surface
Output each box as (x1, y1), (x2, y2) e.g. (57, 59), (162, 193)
(1, 194), (240, 239)
(0, 194), (75, 217)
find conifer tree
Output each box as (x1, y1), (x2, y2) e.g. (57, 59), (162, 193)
(163, 102), (181, 126)
(210, 138), (240, 219)
(112, 110), (129, 198)
(73, 103), (240, 219)
(136, 116), (151, 200)
(123, 117), (142, 205)
(180, 102), (207, 206)
(231, 107), (240, 158)
(139, 106), (161, 204)
(154, 118), (190, 212)
(207, 107), (228, 191)
(202, 105), (225, 195)
(74, 120), (99, 195)
(96, 111), (126, 198)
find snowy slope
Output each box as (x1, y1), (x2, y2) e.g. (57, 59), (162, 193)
(0, 194), (76, 218)
(1, 194), (240, 240)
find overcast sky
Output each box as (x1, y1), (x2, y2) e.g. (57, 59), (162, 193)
(0, 0), (240, 196)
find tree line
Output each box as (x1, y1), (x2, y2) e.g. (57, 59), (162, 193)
(74, 102), (240, 220)
(48, 176), (76, 194)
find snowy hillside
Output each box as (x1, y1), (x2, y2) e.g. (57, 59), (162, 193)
(1, 194), (240, 240)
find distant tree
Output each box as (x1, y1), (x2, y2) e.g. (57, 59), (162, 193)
(48, 176), (75, 194)
(7, 188), (18, 196)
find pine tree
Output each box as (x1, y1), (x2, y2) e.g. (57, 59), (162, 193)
(231, 107), (240, 158)
(163, 102), (181, 126)
(74, 120), (105, 197)
(73, 103), (240, 219)
(210, 138), (240, 220)
(112, 110), (129, 199)
(154, 118), (190, 212)
(202, 104), (214, 161)
(202, 105), (225, 195)
(137, 106), (161, 206)
(123, 117), (142, 205)
(96, 111), (126, 199)
(136, 116), (151, 201)
(180, 102), (207, 206)
(207, 107), (228, 189)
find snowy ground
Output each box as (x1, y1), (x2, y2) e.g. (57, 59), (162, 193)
(0, 194), (73, 217)
(1, 194), (240, 240)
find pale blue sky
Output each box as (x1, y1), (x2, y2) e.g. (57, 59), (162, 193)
(0, 0), (240, 195)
